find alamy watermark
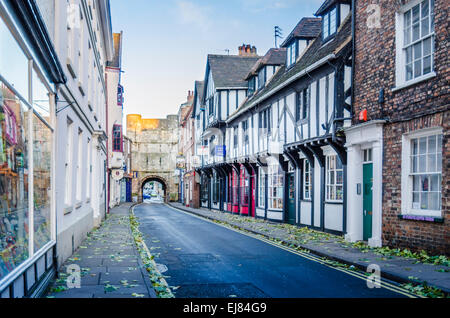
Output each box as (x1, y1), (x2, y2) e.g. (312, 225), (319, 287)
(366, 264), (381, 289)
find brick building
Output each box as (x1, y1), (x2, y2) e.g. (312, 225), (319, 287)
(350, 0), (449, 254)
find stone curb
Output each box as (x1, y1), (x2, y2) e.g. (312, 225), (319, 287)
(167, 203), (450, 295)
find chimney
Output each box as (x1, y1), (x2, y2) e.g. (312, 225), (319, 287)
(187, 90), (194, 103)
(238, 43), (257, 57)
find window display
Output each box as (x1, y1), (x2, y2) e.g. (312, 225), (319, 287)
(0, 81), (30, 279)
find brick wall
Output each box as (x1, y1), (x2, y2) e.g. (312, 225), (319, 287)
(354, 0), (449, 254)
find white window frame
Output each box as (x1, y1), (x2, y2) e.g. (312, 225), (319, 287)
(325, 154), (344, 203)
(258, 169), (265, 208)
(303, 160), (312, 200)
(268, 162), (283, 211)
(401, 127), (442, 217)
(394, 0), (436, 90)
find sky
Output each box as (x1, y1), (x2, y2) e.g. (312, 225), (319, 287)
(110, 0), (324, 121)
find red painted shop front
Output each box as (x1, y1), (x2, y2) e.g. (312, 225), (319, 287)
(231, 168), (239, 213)
(239, 165), (249, 215)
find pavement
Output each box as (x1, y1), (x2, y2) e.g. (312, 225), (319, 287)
(134, 203), (411, 298)
(169, 202), (450, 295)
(45, 203), (157, 298)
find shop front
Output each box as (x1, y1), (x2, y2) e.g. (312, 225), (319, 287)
(0, 0), (62, 297)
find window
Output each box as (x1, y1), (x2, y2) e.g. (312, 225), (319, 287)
(212, 171), (219, 204)
(296, 87), (309, 122)
(326, 155), (343, 202)
(112, 125), (122, 152)
(240, 167), (249, 206)
(242, 120), (249, 156)
(76, 128), (83, 202)
(268, 162), (284, 210)
(258, 67), (266, 89)
(201, 175), (209, 202)
(322, 7), (338, 41)
(208, 98), (214, 116)
(258, 107), (271, 151)
(410, 133), (442, 212)
(286, 41), (297, 67)
(117, 85), (124, 106)
(65, 118), (73, 206)
(248, 77), (256, 96)
(303, 160), (312, 200)
(258, 169), (266, 208)
(403, 0), (434, 81)
(232, 169), (239, 205)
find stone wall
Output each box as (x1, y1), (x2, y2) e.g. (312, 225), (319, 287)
(127, 114), (179, 201)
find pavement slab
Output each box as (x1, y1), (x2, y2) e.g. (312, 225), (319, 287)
(44, 203), (157, 298)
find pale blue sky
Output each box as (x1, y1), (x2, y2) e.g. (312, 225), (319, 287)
(110, 0), (323, 120)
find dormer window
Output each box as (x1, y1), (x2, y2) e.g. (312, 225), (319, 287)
(248, 76), (256, 96)
(286, 41), (297, 67)
(258, 67), (266, 89)
(322, 6), (338, 41)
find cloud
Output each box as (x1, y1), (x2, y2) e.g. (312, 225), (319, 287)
(176, 1), (212, 29)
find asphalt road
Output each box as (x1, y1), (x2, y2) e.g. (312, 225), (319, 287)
(133, 203), (408, 298)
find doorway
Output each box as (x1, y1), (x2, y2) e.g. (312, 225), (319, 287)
(363, 149), (373, 241)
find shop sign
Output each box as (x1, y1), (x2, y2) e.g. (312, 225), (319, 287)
(215, 145), (226, 157)
(112, 169), (124, 181)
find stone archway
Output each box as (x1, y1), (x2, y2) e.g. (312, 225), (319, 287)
(138, 175), (169, 203)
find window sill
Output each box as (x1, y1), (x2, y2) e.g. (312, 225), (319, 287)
(325, 201), (343, 205)
(398, 214), (443, 223)
(393, 72), (436, 92)
(63, 206), (73, 215)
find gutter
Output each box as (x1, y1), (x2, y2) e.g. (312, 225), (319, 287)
(226, 53), (336, 123)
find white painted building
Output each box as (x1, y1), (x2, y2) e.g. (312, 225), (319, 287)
(106, 31), (124, 209)
(47, 0), (113, 265)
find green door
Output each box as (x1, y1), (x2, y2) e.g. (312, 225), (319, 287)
(363, 163), (373, 241)
(287, 173), (296, 225)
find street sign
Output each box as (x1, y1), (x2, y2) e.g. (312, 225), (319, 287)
(215, 145), (226, 157)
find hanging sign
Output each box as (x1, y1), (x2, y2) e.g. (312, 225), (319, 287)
(112, 169), (124, 180)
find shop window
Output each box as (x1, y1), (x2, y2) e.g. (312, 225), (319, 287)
(232, 169), (239, 206)
(212, 171), (219, 204)
(0, 18), (29, 100)
(0, 80), (30, 279)
(240, 167), (249, 206)
(33, 113), (52, 252)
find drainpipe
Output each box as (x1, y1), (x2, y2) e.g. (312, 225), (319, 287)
(105, 72), (110, 214)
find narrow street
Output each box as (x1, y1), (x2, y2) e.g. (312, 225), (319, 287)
(134, 203), (406, 298)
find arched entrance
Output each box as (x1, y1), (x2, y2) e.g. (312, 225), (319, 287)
(139, 176), (168, 203)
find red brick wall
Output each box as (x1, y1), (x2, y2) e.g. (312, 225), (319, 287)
(354, 0), (449, 254)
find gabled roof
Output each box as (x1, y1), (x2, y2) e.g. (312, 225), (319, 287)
(315, 0), (351, 16)
(207, 54), (260, 88)
(281, 17), (322, 47)
(245, 48), (287, 80)
(227, 15), (352, 123)
(192, 80), (205, 118)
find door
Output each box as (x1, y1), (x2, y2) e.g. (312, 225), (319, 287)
(287, 172), (296, 225)
(363, 163), (373, 241)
